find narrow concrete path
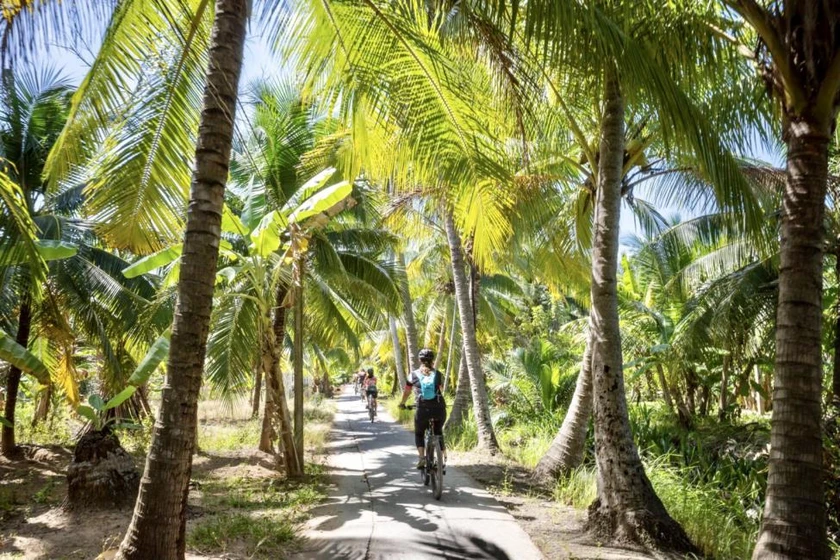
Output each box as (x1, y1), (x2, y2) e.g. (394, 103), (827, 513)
(293, 387), (545, 560)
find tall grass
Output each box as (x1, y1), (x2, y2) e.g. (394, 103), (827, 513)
(496, 421), (555, 468)
(552, 461), (758, 560)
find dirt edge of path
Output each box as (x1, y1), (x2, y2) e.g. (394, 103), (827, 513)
(447, 451), (664, 560)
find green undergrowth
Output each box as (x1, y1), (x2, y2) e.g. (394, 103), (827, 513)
(188, 469), (327, 559)
(198, 416), (262, 452)
(187, 395), (335, 559)
(197, 397), (336, 456)
(553, 462), (757, 560)
(15, 402), (76, 447)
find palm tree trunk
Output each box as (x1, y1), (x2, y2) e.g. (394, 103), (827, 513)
(753, 118), (830, 560)
(754, 365), (764, 414)
(584, 67), (694, 553)
(656, 363), (676, 417)
(31, 383), (51, 426)
(718, 354), (730, 420)
(699, 383), (711, 417)
(534, 333), (592, 481)
(389, 315), (407, 388)
(259, 374), (275, 454)
(443, 301), (458, 393)
(398, 251), (420, 371)
(292, 258), (304, 472)
(444, 353), (470, 433)
(271, 283), (300, 477)
(443, 208), (498, 453)
(115, 3), (247, 557)
(833, 252), (840, 412)
(2, 293), (31, 456)
(684, 370), (697, 416)
(433, 312), (446, 369)
(252, 364), (262, 419)
(656, 363), (691, 428)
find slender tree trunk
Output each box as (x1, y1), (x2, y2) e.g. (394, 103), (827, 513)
(584, 68), (694, 553)
(389, 315), (407, 388)
(443, 209), (498, 453)
(656, 363), (676, 417)
(433, 312), (446, 369)
(2, 294), (31, 456)
(259, 337), (276, 454)
(135, 385), (152, 418)
(31, 383), (51, 426)
(252, 365), (262, 419)
(115, 4), (247, 557)
(443, 301), (458, 393)
(292, 258), (305, 472)
(444, 353), (471, 433)
(398, 252), (420, 371)
(259, 378), (275, 454)
(719, 354), (730, 420)
(699, 383), (711, 417)
(534, 333), (593, 481)
(684, 370), (697, 416)
(271, 284), (300, 477)
(663, 369), (693, 430)
(754, 364), (764, 415)
(833, 252), (840, 412)
(754, 119), (830, 560)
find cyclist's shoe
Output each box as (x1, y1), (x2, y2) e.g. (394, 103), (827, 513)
(416, 458), (426, 470)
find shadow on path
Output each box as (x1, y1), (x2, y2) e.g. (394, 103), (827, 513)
(292, 388), (544, 559)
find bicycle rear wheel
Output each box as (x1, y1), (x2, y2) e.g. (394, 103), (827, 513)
(432, 437), (443, 500)
(369, 397), (375, 422)
(424, 429), (435, 488)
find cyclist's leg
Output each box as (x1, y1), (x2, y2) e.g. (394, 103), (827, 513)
(414, 407), (426, 467)
(432, 404), (447, 459)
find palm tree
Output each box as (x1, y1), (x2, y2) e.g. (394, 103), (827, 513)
(718, 4), (840, 556)
(0, 67), (73, 454)
(114, 0), (248, 557)
(221, 81), (400, 469)
(443, 208), (500, 452)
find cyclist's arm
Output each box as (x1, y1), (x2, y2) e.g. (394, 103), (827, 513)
(398, 375), (414, 407)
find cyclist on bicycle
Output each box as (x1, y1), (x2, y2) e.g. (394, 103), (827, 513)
(355, 369), (366, 394)
(399, 348), (446, 469)
(364, 368), (378, 409)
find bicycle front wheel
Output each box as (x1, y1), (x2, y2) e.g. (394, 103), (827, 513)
(432, 437), (443, 500)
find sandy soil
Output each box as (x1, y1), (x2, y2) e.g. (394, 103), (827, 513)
(0, 445), (289, 560)
(450, 451), (662, 560)
(0, 395), (330, 560)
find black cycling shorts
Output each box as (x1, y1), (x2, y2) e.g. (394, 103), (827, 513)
(366, 387), (378, 397)
(414, 399), (446, 449)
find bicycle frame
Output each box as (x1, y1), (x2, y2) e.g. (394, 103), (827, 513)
(405, 405), (444, 499)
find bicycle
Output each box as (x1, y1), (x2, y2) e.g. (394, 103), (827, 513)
(404, 405), (444, 500)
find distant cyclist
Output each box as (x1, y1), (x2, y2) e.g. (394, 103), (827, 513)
(355, 369), (366, 395)
(364, 368), (378, 410)
(399, 348), (446, 469)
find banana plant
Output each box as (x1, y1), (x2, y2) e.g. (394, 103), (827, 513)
(76, 331), (170, 431)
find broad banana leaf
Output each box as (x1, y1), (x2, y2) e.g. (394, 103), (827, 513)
(122, 245), (183, 278)
(0, 330), (49, 384)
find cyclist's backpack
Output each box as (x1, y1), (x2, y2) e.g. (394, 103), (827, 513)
(419, 370), (438, 401)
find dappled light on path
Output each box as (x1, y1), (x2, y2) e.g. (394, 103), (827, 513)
(291, 388), (543, 559)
